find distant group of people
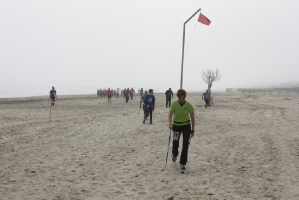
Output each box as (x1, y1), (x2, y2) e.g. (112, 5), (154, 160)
(96, 87), (138, 103)
(97, 88), (121, 98)
(50, 86), (215, 171)
(123, 87), (136, 102)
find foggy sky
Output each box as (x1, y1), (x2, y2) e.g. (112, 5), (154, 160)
(1, 0), (299, 94)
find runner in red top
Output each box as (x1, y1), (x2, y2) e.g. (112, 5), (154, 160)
(107, 88), (112, 103)
(125, 88), (130, 103)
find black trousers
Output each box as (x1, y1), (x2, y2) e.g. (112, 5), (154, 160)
(204, 99), (209, 105)
(145, 107), (153, 122)
(172, 124), (191, 165)
(166, 97), (171, 108)
(126, 96), (129, 103)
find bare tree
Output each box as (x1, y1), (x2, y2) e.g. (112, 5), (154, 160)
(201, 69), (221, 93)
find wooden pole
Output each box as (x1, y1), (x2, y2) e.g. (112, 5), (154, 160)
(49, 100), (52, 122)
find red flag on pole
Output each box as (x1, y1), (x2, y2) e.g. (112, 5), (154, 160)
(198, 13), (211, 25)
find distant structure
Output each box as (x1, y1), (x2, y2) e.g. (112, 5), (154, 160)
(226, 88), (238, 93)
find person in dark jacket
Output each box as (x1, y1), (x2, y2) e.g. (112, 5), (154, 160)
(202, 89), (211, 108)
(165, 88), (173, 108)
(143, 89), (155, 124)
(50, 86), (57, 106)
(140, 90), (149, 122)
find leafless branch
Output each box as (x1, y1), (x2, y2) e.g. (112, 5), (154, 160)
(201, 69), (221, 84)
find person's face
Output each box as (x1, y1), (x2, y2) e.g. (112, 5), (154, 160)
(178, 94), (186, 102)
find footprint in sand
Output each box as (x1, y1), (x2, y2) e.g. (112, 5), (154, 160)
(138, 191), (147, 195)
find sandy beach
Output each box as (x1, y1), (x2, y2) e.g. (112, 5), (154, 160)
(1, 92), (299, 200)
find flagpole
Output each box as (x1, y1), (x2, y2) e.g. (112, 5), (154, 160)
(180, 8), (201, 89)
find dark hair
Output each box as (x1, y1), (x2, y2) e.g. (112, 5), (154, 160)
(149, 89), (153, 93)
(176, 89), (186, 98)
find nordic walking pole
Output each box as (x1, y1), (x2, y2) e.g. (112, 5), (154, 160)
(165, 130), (172, 166)
(137, 99), (142, 118)
(137, 107), (141, 118)
(49, 100), (52, 122)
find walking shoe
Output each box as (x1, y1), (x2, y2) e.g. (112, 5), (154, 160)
(180, 164), (186, 170)
(172, 155), (177, 162)
(142, 120), (145, 123)
(150, 121), (152, 124)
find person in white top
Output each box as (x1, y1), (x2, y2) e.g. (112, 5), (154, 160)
(116, 88), (120, 98)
